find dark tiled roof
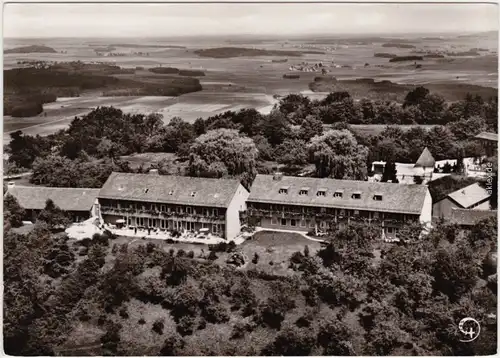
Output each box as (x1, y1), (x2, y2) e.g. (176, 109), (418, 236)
(248, 175), (429, 214)
(98, 172), (243, 208)
(474, 132), (498, 142)
(447, 183), (490, 208)
(6, 185), (99, 211)
(450, 208), (497, 226)
(414, 147), (436, 168)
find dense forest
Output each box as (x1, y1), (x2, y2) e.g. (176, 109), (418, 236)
(3, 194), (497, 355)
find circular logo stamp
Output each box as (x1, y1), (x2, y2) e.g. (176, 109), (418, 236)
(458, 317), (481, 342)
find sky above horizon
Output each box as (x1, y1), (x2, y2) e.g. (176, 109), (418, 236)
(3, 3), (498, 38)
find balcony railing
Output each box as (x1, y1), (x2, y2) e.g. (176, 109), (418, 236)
(245, 208), (414, 225)
(100, 206), (225, 222)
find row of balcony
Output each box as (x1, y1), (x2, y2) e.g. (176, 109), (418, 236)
(244, 208), (414, 225)
(100, 206), (226, 222)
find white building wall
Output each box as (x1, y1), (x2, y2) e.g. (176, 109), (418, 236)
(473, 201), (491, 210)
(225, 184), (250, 240)
(419, 188), (433, 228)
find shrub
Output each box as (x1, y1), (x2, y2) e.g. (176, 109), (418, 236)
(252, 253), (260, 264)
(152, 319), (165, 334)
(138, 318), (146, 325)
(202, 303), (230, 324)
(169, 248), (175, 256)
(119, 307), (129, 319)
(208, 251), (218, 261)
(177, 316), (196, 336)
(177, 249), (186, 257)
(146, 242), (156, 253)
(160, 334), (185, 355)
(187, 250), (195, 258)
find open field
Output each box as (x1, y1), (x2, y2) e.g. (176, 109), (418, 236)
(3, 34), (497, 139)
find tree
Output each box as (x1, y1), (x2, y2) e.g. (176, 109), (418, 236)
(4, 194), (25, 228)
(37, 199), (71, 230)
(260, 109), (293, 146)
(279, 94), (311, 118)
(188, 129), (258, 188)
(418, 93), (446, 124)
(447, 116), (486, 141)
(274, 139), (309, 171)
(308, 129), (368, 180)
(7, 131), (52, 169)
(403, 86), (429, 108)
(425, 126), (456, 160)
(298, 115), (324, 141)
(381, 161), (398, 183)
(317, 318), (353, 355)
(162, 117), (196, 154)
(262, 326), (316, 356)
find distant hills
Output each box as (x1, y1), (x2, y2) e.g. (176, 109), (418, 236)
(4, 45), (57, 54)
(193, 47), (321, 58)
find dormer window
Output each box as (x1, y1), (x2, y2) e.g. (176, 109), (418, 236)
(373, 194), (383, 201)
(299, 187), (309, 195)
(352, 192), (361, 199)
(334, 190), (343, 198)
(316, 188), (327, 197)
(279, 186), (289, 194)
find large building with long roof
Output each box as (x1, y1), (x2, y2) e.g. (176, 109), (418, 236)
(246, 174), (432, 239)
(97, 172), (249, 240)
(6, 185), (100, 222)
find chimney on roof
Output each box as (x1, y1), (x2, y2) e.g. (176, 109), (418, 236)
(149, 169), (159, 175)
(273, 172), (283, 181)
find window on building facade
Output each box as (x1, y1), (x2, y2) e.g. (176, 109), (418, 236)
(387, 227), (394, 234)
(186, 207), (192, 214)
(334, 191), (343, 198)
(352, 193), (361, 199)
(160, 205), (166, 212)
(354, 210), (360, 215)
(279, 187), (289, 194)
(300, 220), (306, 227)
(290, 219), (296, 227)
(373, 212), (379, 219)
(177, 206), (183, 213)
(339, 209), (345, 216)
(281, 218), (287, 226)
(213, 208), (219, 217)
(271, 217), (278, 225)
(309, 220), (315, 228)
(373, 194), (383, 201)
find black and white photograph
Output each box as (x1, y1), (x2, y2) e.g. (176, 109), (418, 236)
(2, 1), (498, 356)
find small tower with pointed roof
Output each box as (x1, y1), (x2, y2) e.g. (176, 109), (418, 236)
(414, 147), (436, 169)
(414, 147), (435, 183)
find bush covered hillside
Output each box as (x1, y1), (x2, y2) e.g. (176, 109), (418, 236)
(4, 211), (497, 355)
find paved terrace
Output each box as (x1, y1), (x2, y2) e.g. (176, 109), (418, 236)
(65, 217), (249, 244)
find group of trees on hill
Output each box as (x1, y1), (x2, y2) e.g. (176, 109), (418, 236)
(5, 86), (497, 190)
(4, 209), (497, 355)
(3, 64), (203, 117)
